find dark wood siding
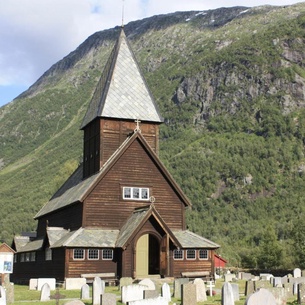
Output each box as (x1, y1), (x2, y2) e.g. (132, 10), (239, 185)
(65, 248), (118, 278)
(83, 138), (184, 230)
(12, 248), (66, 283)
(36, 203), (83, 237)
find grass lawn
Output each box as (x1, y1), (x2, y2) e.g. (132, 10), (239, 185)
(10, 279), (298, 305)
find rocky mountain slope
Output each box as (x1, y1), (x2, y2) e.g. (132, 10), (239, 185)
(1, 3), (305, 268)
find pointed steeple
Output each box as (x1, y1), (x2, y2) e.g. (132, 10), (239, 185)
(81, 28), (163, 130)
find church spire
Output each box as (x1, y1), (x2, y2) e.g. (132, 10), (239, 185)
(81, 28), (163, 130)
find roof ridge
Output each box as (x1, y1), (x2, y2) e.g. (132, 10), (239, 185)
(62, 227), (84, 246)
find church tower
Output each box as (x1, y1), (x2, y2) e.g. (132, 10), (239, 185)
(80, 28), (163, 178)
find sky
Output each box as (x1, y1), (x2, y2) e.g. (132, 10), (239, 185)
(0, 0), (303, 107)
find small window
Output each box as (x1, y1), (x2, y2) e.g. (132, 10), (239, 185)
(102, 249), (113, 260)
(173, 249), (184, 260)
(30, 252), (36, 262)
(73, 249), (85, 260)
(45, 248), (52, 261)
(186, 249), (196, 260)
(123, 187), (150, 201)
(25, 253), (30, 262)
(199, 249), (209, 260)
(20, 253), (25, 263)
(88, 249), (99, 260)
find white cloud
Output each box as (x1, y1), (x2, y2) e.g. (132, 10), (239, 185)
(0, 0), (302, 106)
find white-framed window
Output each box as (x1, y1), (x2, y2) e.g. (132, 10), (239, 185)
(173, 249), (184, 260)
(30, 252), (36, 262)
(186, 249), (196, 260)
(88, 249), (99, 260)
(123, 187), (149, 200)
(73, 249), (85, 260)
(102, 249), (113, 260)
(199, 249), (209, 260)
(45, 248), (52, 261)
(20, 253), (25, 262)
(25, 252), (30, 262)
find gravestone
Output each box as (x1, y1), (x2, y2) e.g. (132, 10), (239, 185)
(101, 293), (117, 305)
(182, 282), (196, 305)
(256, 280), (273, 290)
(143, 290), (159, 299)
(40, 283), (51, 301)
(81, 284), (90, 300)
(29, 279), (38, 290)
(298, 283), (305, 304)
(269, 287), (287, 305)
(294, 268), (302, 278)
(128, 296), (168, 305)
(174, 278), (189, 299)
(241, 272), (253, 280)
(260, 273), (273, 281)
(0, 286), (6, 305)
(272, 277), (282, 287)
(138, 279), (155, 290)
(121, 284), (145, 304)
(245, 288), (276, 305)
(221, 282), (234, 305)
(193, 278), (207, 302)
(92, 277), (105, 305)
(161, 283), (171, 302)
(231, 283), (239, 301)
(224, 274), (235, 282)
(119, 277), (133, 290)
(50, 288), (65, 305)
(283, 282), (293, 298)
(206, 281), (215, 296)
(245, 280), (255, 296)
(37, 278), (56, 291)
(65, 278), (86, 290)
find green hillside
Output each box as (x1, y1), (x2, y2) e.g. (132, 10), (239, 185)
(1, 3), (305, 269)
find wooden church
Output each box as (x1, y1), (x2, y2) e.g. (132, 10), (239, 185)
(12, 28), (219, 283)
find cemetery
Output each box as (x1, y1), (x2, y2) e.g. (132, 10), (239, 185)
(1, 269), (305, 305)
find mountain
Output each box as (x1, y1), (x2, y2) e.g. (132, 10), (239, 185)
(1, 3), (305, 269)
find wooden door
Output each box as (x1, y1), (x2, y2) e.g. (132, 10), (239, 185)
(136, 234), (149, 276)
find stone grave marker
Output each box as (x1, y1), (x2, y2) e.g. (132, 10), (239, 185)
(121, 284), (145, 304)
(81, 284), (90, 300)
(269, 287), (287, 305)
(138, 279), (155, 290)
(294, 268), (302, 278)
(245, 280), (255, 296)
(93, 277), (105, 305)
(193, 278), (207, 302)
(283, 282), (293, 298)
(143, 290), (159, 299)
(40, 283), (51, 301)
(260, 273), (273, 281)
(182, 282), (196, 305)
(29, 279), (38, 290)
(174, 278), (189, 299)
(37, 278), (56, 291)
(224, 274), (235, 282)
(256, 280), (273, 290)
(101, 293), (117, 305)
(161, 283), (171, 302)
(0, 286), (6, 305)
(65, 278), (86, 290)
(231, 283), (239, 301)
(119, 277), (133, 290)
(221, 282), (234, 305)
(245, 288), (276, 305)
(272, 277), (282, 287)
(129, 296), (168, 305)
(298, 283), (305, 304)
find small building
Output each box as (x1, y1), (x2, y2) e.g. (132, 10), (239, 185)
(12, 28), (219, 282)
(214, 254), (227, 269)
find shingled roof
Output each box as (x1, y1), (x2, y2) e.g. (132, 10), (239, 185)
(81, 28), (163, 129)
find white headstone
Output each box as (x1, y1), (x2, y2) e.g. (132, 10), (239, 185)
(193, 278), (207, 302)
(65, 278), (86, 290)
(161, 283), (171, 302)
(37, 278), (56, 291)
(29, 279), (38, 290)
(206, 281), (215, 296)
(294, 268), (302, 278)
(121, 285), (145, 304)
(231, 283), (239, 301)
(222, 282), (234, 305)
(93, 277), (105, 305)
(245, 288), (276, 305)
(81, 284), (90, 300)
(40, 283), (51, 301)
(0, 286), (6, 305)
(138, 279), (155, 290)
